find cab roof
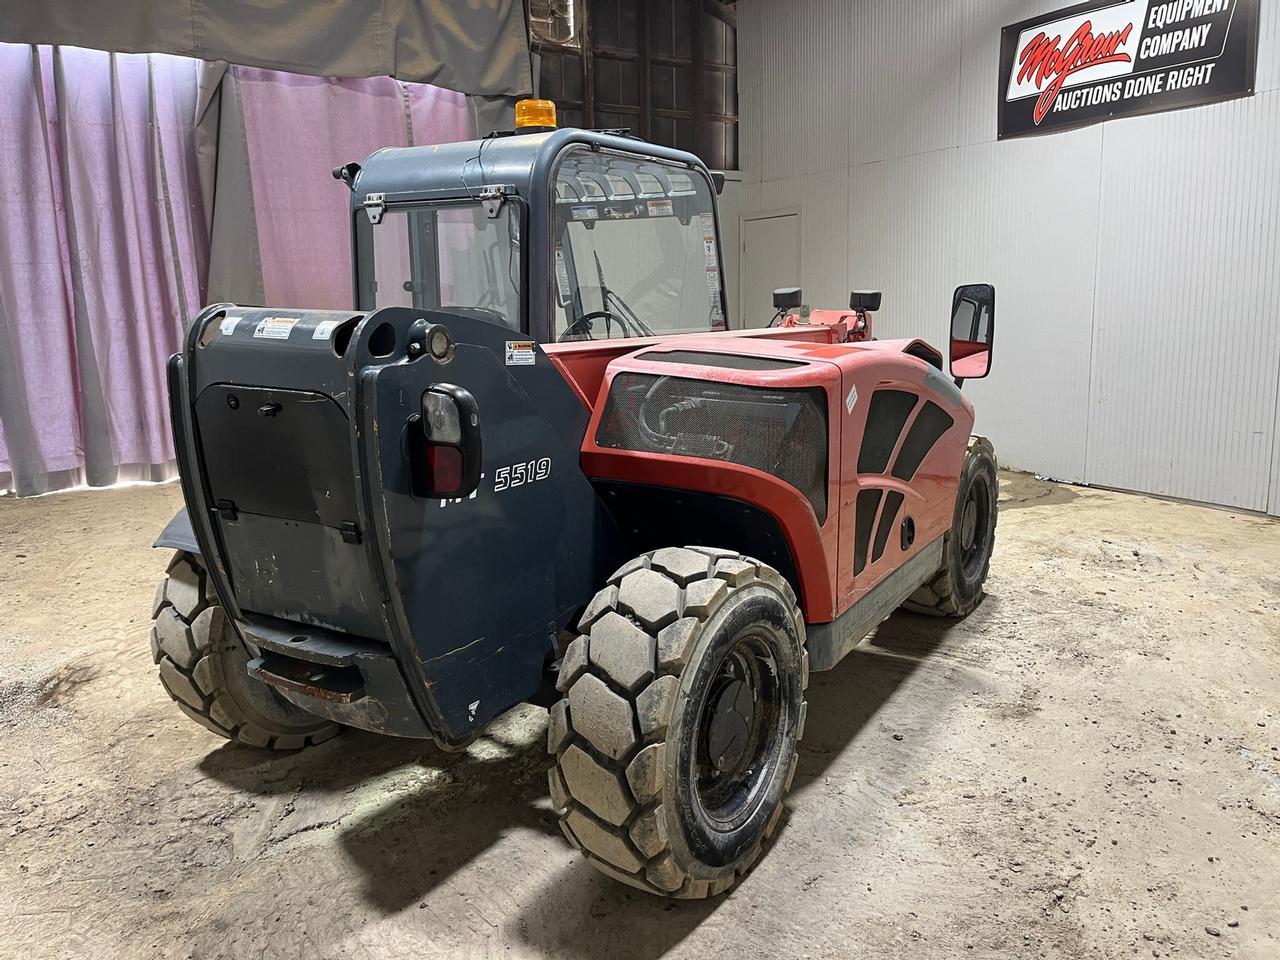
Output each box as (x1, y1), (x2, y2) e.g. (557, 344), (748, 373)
(350, 127), (711, 207)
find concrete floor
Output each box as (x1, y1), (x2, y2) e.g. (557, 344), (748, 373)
(0, 473), (1277, 959)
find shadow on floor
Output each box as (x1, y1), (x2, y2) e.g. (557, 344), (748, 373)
(199, 727), (425, 797)
(197, 607), (967, 958)
(510, 608), (966, 960)
(200, 712), (553, 910)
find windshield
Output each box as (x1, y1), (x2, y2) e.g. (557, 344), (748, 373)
(362, 202), (521, 329)
(551, 148), (725, 342)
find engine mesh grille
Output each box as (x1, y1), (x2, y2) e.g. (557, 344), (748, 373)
(597, 373), (829, 523)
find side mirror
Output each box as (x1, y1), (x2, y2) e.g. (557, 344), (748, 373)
(950, 283), (995, 381)
(850, 290), (881, 312)
(773, 287), (802, 310)
(768, 287), (803, 328)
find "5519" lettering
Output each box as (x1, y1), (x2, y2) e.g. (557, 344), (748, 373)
(494, 457), (552, 492)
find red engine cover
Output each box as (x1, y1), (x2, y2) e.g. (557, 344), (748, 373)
(573, 332), (974, 624)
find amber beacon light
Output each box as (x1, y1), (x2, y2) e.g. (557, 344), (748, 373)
(515, 98), (557, 130)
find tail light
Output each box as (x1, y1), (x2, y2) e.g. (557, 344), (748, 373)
(411, 385), (482, 498)
(426, 444), (464, 492)
(423, 390), (463, 444)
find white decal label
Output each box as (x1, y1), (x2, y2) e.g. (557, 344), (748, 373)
(700, 212), (716, 240)
(439, 472), (484, 508)
(554, 247), (572, 302)
(705, 268), (724, 326)
(571, 205), (599, 221)
(219, 315), (241, 336)
(845, 384), (859, 414)
(253, 316), (299, 340)
(505, 340), (536, 366)
(647, 199), (674, 217)
(312, 319), (342, 341)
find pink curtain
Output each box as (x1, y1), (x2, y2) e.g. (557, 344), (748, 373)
(237, 69), (470, 309)
(0, 48), (473, 495)
(0, 44), (205, 495)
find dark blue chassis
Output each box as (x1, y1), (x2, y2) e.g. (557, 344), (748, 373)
(156, 129), (729, 749)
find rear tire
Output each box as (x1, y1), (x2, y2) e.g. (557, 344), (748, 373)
(150, 551), (339, 749)
(904, 435), (998, 617)
(548, 547), (808, 899)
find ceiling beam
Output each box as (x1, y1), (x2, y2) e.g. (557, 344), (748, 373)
(703, 0), (737, 30)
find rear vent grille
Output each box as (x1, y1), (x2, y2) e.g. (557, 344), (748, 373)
(638, 350), (805, 371)
(893, 401), (954, 482)
(597, 373), (829, 522)
(857, 389), (918, 475)
(854, 489), (882, 575)
(872, 490), (905, 564)
(852, 391), (955, 572)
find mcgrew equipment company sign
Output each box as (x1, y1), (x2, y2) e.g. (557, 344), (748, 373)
(998, 0), (1259, 138)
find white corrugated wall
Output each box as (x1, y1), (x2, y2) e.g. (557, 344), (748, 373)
(736, 0), (1280, 514)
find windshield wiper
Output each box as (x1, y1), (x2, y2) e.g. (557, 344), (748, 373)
(593, 252), (655, 338)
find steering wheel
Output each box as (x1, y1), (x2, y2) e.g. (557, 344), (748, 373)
(558, 310), (624, 342)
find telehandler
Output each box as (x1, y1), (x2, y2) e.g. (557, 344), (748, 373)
(149, 100), (998, 898)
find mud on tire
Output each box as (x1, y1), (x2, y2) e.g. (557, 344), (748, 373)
(548, 547), (808, 899)
(904, 435), (998, 618)
(151, 551), (339, 749)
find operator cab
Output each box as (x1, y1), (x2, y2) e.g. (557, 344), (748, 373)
(344, 103), (728, 345)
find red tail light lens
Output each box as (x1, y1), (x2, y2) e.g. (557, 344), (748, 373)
(426, 444), (464, 494)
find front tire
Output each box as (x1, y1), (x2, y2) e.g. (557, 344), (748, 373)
(548, 547), (808, 899)
(150, 551), (339, 749)
(904, 435), (998, 617)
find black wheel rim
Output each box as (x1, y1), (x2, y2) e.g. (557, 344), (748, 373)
(692, 632), (784, 830)
(958, 475), (991, 578)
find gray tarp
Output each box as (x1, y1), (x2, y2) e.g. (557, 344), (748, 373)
(195, 63), (266, 307)
(0, 0), (533, 97)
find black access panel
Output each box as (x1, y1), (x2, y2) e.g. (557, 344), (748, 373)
(998, 0), (1260, 139)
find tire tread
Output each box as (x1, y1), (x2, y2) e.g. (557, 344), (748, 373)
(152, 551), (338, 750)
(904, 436), (998, 618)
(549, 547), (804, 899)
